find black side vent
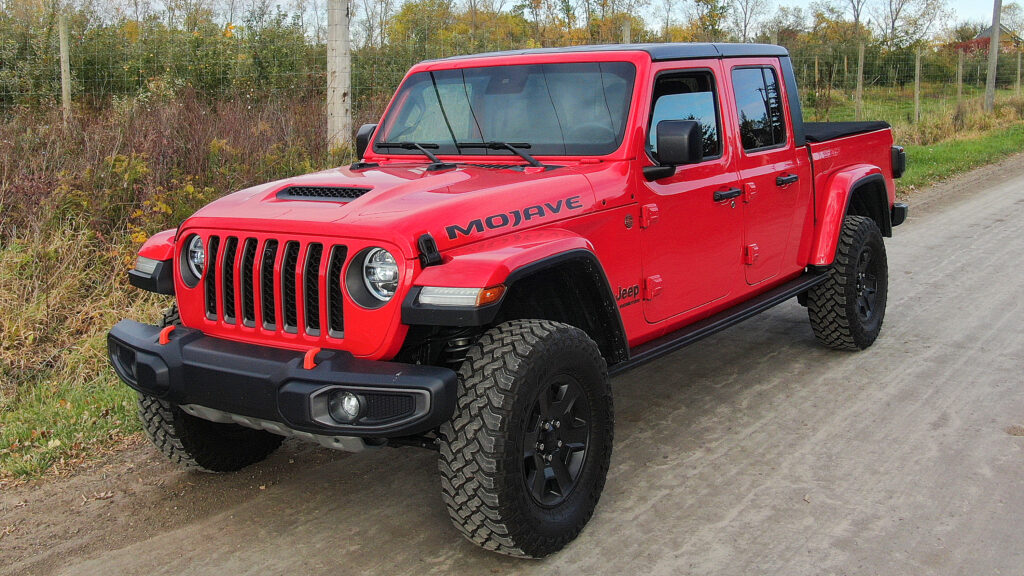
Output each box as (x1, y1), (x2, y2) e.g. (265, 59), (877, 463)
(240, 238), (257, 326)
(260, 240), (278, 329)
(327, 246), (347, 338)
(221, 237), (239, 324)
(277, 186), (372, 201)
(204, 236), (220, 319)
(304, 243), (323, 335)
(281, 241), (300, 332)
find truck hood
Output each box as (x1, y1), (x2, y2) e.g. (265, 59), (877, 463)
(182, 162), (600, 257)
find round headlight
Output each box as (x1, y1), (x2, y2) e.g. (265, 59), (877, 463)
(362, 248), (398, 301)
(186, 235), (206, 279)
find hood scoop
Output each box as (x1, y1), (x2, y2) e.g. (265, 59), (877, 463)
(276, 185), (372, 202)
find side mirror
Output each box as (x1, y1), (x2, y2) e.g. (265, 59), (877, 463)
(355, 123), (377, 160)
(644, 120), (704, 181)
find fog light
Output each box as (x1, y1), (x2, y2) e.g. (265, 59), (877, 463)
(328, 391), (364, 423)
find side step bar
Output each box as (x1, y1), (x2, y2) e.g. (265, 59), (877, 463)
(609, 271), (828, 376)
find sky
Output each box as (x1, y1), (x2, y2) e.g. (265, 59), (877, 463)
(776, 0), (1000, 27)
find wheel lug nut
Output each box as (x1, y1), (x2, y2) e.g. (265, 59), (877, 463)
(557, 440), (563, 447)
(538, 443), (544, 450)
(554, 420), (561, 428)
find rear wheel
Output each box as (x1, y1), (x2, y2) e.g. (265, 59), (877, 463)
(438, 320), (613, 558)
(807, 215), (889, 350)
(137, 306), (284, 472)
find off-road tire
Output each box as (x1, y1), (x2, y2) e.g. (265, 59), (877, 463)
(137, 306), (284, 472)
(807, 215), (889, 350)
(438, 320), (613, 558)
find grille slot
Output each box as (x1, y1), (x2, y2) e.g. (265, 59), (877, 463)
(304, 243), (323, 335)
(327, 246), (347, 338)
(260, 240), (279, 329)
(281, 241), (300, 333)
(221, 237), (239, 324)
(204, 236), (220, 319)
(276, 186), (371, 201)
(240, 239), (258, 326)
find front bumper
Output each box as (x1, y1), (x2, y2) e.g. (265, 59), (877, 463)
(107, 320), (457, 441)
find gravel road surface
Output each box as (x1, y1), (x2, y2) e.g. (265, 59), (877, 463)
(3, 155), (1023, 576)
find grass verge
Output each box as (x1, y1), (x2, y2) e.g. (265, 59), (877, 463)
(901, 122), (1024, 192)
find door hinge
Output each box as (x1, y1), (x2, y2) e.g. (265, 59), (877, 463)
(640, 204), (660, 229)
(644, 275), (663, 300)
(743, 182), (758, 203)
(744, 243), (760, 265)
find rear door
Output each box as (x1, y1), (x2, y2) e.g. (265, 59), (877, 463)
(639, 61), (744, 323)
(726, 60), (812, 285)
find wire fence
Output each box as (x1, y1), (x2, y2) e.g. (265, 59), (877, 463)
(3, 12), (1024, 138)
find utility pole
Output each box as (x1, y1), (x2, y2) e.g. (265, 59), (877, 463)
(327, 0), (352, 151)
(985, 0), (1003, 112)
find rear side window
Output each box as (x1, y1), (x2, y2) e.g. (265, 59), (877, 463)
(731, 67), (787, 151)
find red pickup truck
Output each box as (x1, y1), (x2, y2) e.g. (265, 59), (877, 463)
(109, 43), (907, 557)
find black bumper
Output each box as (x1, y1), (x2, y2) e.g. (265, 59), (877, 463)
(107, 320), (457, 438)
(892, 202), (909, 227)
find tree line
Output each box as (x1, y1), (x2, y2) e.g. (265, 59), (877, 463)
(2, 0), (1022, 111)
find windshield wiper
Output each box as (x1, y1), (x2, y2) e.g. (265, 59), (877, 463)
(376, 141), (455, 171)
(455, 141), (543, 168)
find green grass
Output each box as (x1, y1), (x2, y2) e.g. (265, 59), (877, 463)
(901, 123), (1024, 191)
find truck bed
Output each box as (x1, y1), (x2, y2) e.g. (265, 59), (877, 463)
(804, 121), (891, 143)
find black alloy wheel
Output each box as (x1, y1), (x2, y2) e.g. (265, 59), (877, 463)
(523, 375), (591, 507)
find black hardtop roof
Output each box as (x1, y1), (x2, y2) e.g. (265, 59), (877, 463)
(433, 43), (789, 63)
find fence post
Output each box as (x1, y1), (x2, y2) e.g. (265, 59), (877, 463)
(855, 43), (864, 121)
(327, 0), (352, 151)
(1017, 49), (1021, 96)
(984, 0), (1002, 112)
(957, 49), (964, 104)
(914, 48), (921, 124)
(58, 13), (72, 123)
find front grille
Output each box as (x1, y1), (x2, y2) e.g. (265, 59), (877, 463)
(276, 186), (371, 201)
(202, 235), (347, 340)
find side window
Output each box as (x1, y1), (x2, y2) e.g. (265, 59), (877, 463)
(731, 66), (787, 151)
(648, 71), (721, 159)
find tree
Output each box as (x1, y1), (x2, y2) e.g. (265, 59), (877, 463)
(1003, 1), (1024, 33)
(686, 0), (729, 41)
(728, 0), (767, 41)
(871, 0), (951, 49)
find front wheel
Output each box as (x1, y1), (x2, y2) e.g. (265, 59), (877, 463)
(438, 320), (613, 558)
(138, 306), (285, 472)
(807, 215), (889, 350)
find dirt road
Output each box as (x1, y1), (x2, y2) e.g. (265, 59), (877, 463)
(3, 156), (1024, 576)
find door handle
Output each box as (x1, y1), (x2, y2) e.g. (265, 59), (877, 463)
(714, 188), (743, 202)
(776, 173), (799, 186)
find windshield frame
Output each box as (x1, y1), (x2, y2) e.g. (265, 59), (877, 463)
(367, 52), (649, 162)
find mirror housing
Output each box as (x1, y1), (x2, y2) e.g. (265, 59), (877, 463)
(644, 120), (704, 181)
(355, 123), (377, 160)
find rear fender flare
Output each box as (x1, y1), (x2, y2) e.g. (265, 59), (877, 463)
(810, 168), (890, 266)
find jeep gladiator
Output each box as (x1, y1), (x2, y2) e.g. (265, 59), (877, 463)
(108, 43), (908, 558)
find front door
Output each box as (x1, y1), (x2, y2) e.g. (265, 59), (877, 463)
(640, 63), (744, 324)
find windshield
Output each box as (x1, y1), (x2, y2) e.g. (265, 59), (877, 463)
(375, 62), (637, 157)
